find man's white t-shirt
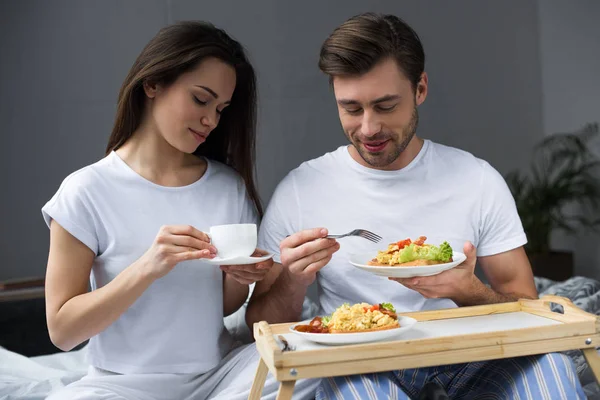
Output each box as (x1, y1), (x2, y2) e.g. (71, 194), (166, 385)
(42, 151), (258, 374)
(258, 140), (527, 315)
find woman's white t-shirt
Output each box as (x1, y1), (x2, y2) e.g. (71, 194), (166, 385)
(42, 152), (257, 374)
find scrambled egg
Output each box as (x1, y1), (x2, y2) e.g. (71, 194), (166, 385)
(375, 242), (400, 265)
(328, 303), (399, 332)
(376, 243), (431, 266)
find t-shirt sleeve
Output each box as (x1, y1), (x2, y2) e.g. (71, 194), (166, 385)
(41, 173), (99, 255)
(258, 172), (300, 264)
(476, 162), (527, 256)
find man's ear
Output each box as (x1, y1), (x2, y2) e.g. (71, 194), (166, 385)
(415, 72), (428, 106)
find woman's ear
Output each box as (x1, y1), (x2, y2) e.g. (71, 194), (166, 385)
(143, 80), (160, 99)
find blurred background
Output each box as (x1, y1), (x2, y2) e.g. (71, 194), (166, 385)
(0, 0), (599, 356)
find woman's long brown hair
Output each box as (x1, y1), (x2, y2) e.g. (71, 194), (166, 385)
(106, 21), (262, 217)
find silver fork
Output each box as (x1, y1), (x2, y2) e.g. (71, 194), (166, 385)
(285, 229), (382, 243)
(326, 229), (382, 243)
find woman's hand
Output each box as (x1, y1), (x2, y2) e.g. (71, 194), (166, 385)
(140, 225), (217, 280)
(220, 248), (274, 285)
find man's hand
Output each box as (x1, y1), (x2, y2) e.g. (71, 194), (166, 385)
(280, 228), (340, 287)
(390, 241), (478, 304)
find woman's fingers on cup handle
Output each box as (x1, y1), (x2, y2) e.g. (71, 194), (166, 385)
(169, 235), (216, 254)
(166, 225), (211, 242)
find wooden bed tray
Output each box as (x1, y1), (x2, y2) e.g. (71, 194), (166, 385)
(249, 295), (600, 400)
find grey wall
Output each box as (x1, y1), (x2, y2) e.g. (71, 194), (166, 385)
(0, 1), (170, 281)
(537, 0), (600, 278)
(0, 0), (559, 281)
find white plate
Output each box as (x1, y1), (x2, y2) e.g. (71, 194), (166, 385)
(289, 316), (417, 345)
(348, 251), (466, 278)
(203, 253), (274, 266)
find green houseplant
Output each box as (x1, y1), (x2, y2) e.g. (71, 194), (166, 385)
(504, 123), (600, 280)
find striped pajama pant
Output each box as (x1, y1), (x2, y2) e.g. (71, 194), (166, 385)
(316, 353), (586, 399)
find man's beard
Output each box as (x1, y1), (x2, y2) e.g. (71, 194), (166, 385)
(351, 106), (419, 168)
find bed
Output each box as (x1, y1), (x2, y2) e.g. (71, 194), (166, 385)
(2, 276), (600, 399)
(534, 276), (600, 399)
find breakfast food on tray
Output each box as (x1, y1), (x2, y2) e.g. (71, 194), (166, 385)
(293, 302), (399, 334)
(367, 236), (453, 267)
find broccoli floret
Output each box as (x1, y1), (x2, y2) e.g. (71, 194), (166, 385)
(438, 241), (453, 262)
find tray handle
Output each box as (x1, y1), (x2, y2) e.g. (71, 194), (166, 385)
(528, 295), (596, 319)
(539, 295), (578, 311)
(254, 321), (282, 354)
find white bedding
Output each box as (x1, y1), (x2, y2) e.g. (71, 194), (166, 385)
(0, 292), (266, 400)
(0, 345), (86, 400)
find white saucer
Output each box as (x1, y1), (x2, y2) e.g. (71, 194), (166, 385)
(203, 253), (274, 266)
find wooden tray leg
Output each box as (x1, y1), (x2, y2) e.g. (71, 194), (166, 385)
(583, 348), (600, 385)
(249, 358), (269, 400)
(276, 381), (296, 400)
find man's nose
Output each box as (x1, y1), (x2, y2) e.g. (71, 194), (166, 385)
(361, 111), (381, 137)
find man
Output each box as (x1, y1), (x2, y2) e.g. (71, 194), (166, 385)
(247, 12), (585, 399)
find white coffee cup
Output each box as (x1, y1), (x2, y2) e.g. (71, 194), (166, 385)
(207, 223), (257, 259)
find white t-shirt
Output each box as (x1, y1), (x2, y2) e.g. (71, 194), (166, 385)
(42, 151), (258, 374)
(258, 140), (527, 315)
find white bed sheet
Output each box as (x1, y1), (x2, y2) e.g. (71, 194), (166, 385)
(0, 295), (263, 400)
(0, 345), (87, 400)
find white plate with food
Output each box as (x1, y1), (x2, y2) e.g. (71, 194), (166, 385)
(289, 302), (417, 345)
(348, 236), (466, 278)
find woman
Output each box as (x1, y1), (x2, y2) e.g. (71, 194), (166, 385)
(43, 21), (272, 399)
